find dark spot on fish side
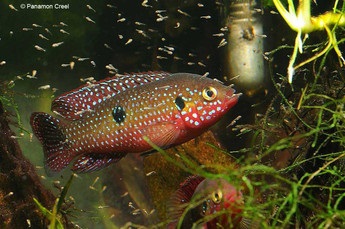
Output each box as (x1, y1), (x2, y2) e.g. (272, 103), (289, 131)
(174, 96), (185, 111)
(113, 106), (126, 123)
(202, 201), (208, 214)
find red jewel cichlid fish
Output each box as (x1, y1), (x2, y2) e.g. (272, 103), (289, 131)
(166, 175), (247, 229)
(30, 72), (240, 175)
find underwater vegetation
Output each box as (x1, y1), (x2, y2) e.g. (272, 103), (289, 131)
(0, 0), (345, 228)
(272, 0), (345, 83)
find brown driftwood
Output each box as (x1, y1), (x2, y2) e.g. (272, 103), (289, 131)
(0, 102), (58, 228)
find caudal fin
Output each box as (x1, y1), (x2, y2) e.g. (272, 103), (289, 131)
(30, 112), (73, 176)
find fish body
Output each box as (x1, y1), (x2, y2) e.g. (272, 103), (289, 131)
(31, 72), (239, 175)
(167, 175), (244, 229)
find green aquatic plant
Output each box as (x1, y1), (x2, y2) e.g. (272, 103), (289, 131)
(33, 174), (74, 229)
(0, 74), (55, 134)
(144, 136), (277, 227)
(272, 0), (345, 83)
(143, 59), (345, 227)
(250, 67), (345, 227)
(0, 78), (26, 134)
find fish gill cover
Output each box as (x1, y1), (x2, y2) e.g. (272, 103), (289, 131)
(0, 0), (345, 228)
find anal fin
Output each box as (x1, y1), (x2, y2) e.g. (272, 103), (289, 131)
(72, 152), (126, 173)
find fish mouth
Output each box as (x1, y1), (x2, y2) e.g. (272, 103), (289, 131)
(225, 86), (242, 103)
(223, 86), (241, 110)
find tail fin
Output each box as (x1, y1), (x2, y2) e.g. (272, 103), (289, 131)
(30, 112), (73, 176)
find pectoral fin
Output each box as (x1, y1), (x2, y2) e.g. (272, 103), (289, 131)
(140, 122), (182, 148)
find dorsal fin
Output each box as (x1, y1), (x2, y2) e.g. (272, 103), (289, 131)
(166, 175), (205, 220)
(51, 71), (171, 120)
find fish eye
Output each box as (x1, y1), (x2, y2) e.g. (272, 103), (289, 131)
(211, 190), (222, 204)
(202, 86), (217, 101)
